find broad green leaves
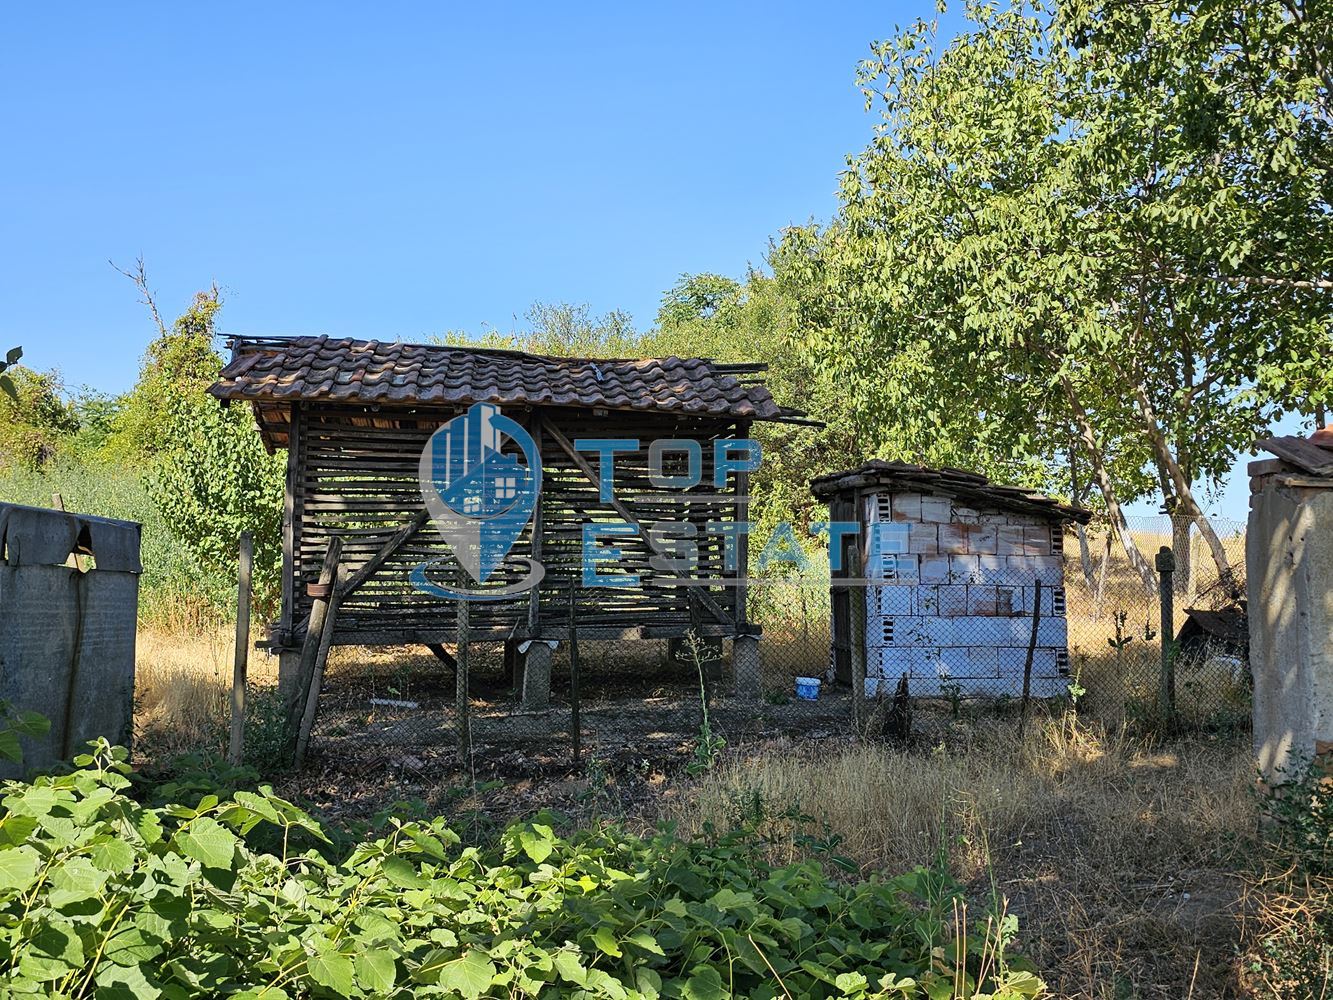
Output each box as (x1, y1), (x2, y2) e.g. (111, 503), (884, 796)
(786, 0), (1331, 566)
(0, 743), (1044, 998)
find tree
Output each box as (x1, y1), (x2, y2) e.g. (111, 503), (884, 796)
(435, 302), (643, 357)
(0, 347), (21, 403)
(646, 267), (861, 544)
(0, 364), (79, 469)
(114, 261), (285, 605)
(784, 0), (1331, 591)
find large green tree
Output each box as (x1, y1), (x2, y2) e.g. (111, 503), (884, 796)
(784, 0), (1331, 590)
(114, 261), (285, 605)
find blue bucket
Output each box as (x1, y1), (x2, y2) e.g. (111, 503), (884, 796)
(795, 676), (822, 701)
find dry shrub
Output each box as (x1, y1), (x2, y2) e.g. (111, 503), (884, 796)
(661, 715), (1257, 999)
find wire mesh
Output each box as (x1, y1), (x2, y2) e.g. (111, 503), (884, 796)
(304, 515), (1251, 775)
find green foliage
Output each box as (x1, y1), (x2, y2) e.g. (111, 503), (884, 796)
(0, 347), (21, 403)
(0, 742), (1044, 998)
(0, 365), (80, 470)
(1248, 768), (1333, 997)
(0, 701), (50, 766)
(783, 0), (1332, 556)
(111, 289), (226, 458)
(149, 391), (284, 605)
(435, 302), (642, 358)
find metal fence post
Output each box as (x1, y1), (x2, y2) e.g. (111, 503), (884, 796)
(1155, 545), (1176, 720)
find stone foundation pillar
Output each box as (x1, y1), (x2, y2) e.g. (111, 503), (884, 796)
(521, 641), (554, 712)
(278, 649), (302, 708)
(1249, 462), (1333, 784)
(732, 634), (762, 700)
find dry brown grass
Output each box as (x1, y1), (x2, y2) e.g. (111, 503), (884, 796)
(658, 715), (1258, 999)
(134, 627), (280, 760)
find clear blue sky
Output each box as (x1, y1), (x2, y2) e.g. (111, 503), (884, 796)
(0, 2), (1299, 522)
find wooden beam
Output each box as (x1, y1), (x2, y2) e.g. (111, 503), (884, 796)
(287, 535), (341, 760)
(294, 565), (344, 768)
(424, 642), (457, 670)
(279, 403), (302, 642)
(540, 417), (733, 626)
(336, 509), (429, 599)
(528, 416), (544, 634)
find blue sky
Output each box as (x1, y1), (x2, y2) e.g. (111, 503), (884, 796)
(0, 2), (1300, 522)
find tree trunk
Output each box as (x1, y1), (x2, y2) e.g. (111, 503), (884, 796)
(1119, 372), (1237, 589)
(1059, 375), (1157, 593)
(1069, 443), (1096, 589)
(1076, 524), (1096, 589)
(1170, 513), (1192, 599)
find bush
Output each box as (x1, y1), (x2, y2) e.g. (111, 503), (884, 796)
(0, 742), (1044, 998)
(1244, 768), (1333, 998)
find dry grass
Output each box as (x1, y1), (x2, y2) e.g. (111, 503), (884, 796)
(658, 715), (1258, 999)
(134, 627), (280, 760)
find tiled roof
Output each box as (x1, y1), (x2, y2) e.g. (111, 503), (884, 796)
(810, 460), (1092, 524)
(211, 336), (804, 441)
(1255, 427), (1333, 477)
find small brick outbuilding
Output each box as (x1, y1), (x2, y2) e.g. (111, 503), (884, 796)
(811, 462), (1091, 698)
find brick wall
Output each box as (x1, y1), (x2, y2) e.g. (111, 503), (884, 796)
(863, 490), (1070, 698)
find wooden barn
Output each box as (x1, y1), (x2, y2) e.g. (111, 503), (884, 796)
(210, 335), (808, 711)
(811, 462), (1091, 698)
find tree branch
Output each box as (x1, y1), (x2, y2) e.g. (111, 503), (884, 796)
(109, 256), (168, 337)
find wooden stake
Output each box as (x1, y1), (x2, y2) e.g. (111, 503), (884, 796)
(287, 536), (342, 758)
(228, 533), (253, 766)
(456, 600), (470, 767)
(1156, 545), (1176, 721)
(1018, 579), (1042, 739)
(569, 579), (581, 766)
(294, 566), (342, 769)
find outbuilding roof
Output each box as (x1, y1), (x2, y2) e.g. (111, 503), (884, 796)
(811, 460), (1093, 524)
(211, 335), (808, 449)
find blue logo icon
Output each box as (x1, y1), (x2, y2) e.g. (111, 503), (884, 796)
(411, 402), (544, 599)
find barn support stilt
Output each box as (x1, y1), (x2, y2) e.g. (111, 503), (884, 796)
(732, 634), (761, 699)
(521, 641), (554, 711)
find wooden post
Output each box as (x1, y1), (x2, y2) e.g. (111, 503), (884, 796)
(568, 579), (581, 766)
(229, 533), (253, 765)
(1019, 579), (1043, 739)
(50, 493), (84, 572)
(456, 600), (470, 767)
(528, 419), (544, 637)
(287, 536), (342, 755)
(1156, 545), (1176, 720)
(849, 531), (867, 736)
(293, 566), (342, 768)
(735, 421), (751, 628)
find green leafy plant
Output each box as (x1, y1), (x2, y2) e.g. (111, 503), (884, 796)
(941, 680), (964, 720)
(685, 631), (726, 776)
(0, 742), (1045, 998)
(0, 347), (20, 403)
(0, 700), (48, 766)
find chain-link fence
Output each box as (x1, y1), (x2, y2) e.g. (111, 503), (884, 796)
(304, 515), (1250, 776)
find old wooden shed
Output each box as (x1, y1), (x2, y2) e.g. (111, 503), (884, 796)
(210, 336), (807, 705)
(811, 462), (1091, 698)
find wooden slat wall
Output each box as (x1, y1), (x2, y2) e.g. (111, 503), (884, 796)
(286, 403), (742, 646)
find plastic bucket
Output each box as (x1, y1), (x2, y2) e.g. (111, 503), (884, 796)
(795, 676), (822, 701)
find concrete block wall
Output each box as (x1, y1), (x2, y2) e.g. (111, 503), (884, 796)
(864, 491), (1071, 698)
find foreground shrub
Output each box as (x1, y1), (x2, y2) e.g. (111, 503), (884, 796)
(1244, 769), (1333, 997)
(0, 742), (1043, 998)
